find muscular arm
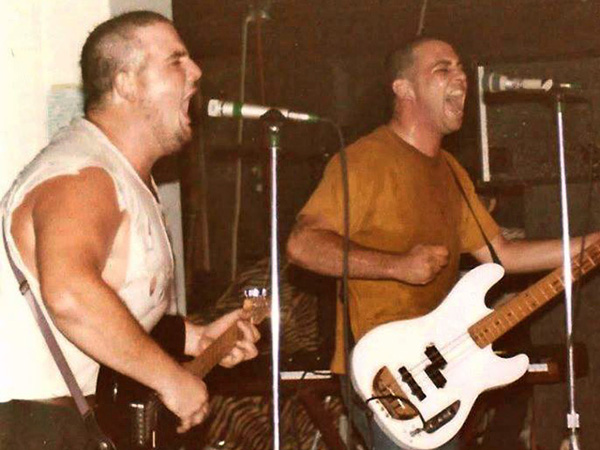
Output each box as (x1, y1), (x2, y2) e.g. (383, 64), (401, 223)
(25, 168), (207, 431)
(286, 213), (449, 285)
(471, 231), (600, 273)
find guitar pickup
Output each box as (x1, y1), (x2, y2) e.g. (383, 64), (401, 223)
(425, 345), (447, 368)
(129, 398), (159, 448)
(423, 344), (447, 388)
(399, 366), (426, 401)
(425, 366), (447, 388)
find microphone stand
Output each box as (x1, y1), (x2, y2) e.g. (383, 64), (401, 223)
(261, 109), (285, 450)
(553, 91), (581, 450)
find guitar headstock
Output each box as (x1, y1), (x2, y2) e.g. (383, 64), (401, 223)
(242, 287), (270, 325)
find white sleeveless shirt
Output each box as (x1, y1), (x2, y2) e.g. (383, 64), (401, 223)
(0, 118), (174, 401)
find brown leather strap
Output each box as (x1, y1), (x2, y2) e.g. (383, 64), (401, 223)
(1, 217), (93, 418)
(445, 159), (503, 266)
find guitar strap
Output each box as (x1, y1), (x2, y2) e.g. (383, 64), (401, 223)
(445, 159), (503, 267)
(1, 216), (114, 450)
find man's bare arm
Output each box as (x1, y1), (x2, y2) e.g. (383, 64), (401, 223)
(26, 168), (208, 431)
(471, 231), (600, 273)
(286, 214), (449, 285)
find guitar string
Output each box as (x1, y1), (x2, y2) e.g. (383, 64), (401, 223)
(398, 281), (552, 391)
(390, 248), (600, 399)
(373, 308), (543, 423)
(375, 245), (600, 420)
(403, 257), (581, 377)
(405, 297), (533, 383)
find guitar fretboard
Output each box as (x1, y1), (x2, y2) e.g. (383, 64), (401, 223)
(181, 297), (269, 379)
(182, 325), (242, 379)
(469, 239), (600, 348)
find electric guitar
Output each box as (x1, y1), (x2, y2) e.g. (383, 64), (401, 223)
(96, 289), (269, 450)
(351, 241), (600, 450)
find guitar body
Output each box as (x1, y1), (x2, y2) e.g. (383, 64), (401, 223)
(351, 263), (530, 450)
(96, 293), (269, 450)
(96, 358), (181, 450)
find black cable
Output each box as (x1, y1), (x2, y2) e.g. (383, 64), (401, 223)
(321, 118), (355, 450)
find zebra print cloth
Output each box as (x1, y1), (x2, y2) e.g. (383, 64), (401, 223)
(194, 258), (344, 450)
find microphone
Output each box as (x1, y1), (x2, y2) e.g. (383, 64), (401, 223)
(207, 99), (321, 122)
(483, 72), (555, 93)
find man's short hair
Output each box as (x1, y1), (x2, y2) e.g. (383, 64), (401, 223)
(80, 10), (172, 113)
(385, 36), (441, 85)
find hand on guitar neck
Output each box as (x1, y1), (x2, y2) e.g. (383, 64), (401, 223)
(97, 294), (268, 447)
(159, 308), (262, 433)
(183, 308), (262, 368)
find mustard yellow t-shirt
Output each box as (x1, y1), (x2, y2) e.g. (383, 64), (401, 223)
(298, 125), (500, 373)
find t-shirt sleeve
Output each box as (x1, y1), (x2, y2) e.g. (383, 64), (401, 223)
(446, 155), (501, 253)
(298, 149), (378, 236)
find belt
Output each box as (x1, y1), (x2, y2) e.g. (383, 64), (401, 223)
(36, 394), (96, 410)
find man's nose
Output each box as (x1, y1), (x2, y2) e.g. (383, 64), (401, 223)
(188, 60), (202, 83)
(453, 67), (467, 88)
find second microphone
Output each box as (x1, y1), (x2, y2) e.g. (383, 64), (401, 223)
(207, 99), (321, 122)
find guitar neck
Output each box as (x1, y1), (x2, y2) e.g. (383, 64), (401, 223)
(179, 295), (269, 379)
(181, 324), (241, 379)
(469, 239), (600, 348)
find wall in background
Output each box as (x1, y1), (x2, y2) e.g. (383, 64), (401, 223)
(0, 0), (186, 313)
(0, 0), (109, 196)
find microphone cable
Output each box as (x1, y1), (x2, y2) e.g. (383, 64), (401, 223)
(321, 117), (359, 450)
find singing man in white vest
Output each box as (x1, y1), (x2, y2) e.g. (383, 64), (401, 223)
(0, 11), (259, 449)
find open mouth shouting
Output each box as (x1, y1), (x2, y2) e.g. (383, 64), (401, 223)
(444, 88), (466, 120)
(180, 89), (197, 135)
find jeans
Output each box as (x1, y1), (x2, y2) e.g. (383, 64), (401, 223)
(341, 378), (460, 450)
(0, 400), (93, 450)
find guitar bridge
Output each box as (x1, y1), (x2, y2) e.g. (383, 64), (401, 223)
(410, 400), (460, 436)
(372, 367), (419, 420)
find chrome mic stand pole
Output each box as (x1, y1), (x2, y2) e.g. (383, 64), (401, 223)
(554, 91), (581, 450)
(261, 109), (284, 450)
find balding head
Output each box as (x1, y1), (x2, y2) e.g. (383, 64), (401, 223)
(80, 10), (172, 113)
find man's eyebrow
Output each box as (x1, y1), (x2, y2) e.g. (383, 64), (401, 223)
(433, 59), (463, 68)
(167, 50), (188, 61)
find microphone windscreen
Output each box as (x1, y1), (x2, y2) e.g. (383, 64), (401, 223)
(207, 99), (223, 117)
(484, 73), (503, 93)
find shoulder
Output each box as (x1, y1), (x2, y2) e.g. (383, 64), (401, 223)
(30, 167), (120, 219)
(348, 126), (396, 156)
(37, 167), (117, 193)
(327, 126), (400, 173)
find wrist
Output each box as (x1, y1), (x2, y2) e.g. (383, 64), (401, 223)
(154, 362), (190, 397)
(383, 252), (404, 281)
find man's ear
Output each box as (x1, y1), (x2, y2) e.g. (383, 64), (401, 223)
(113, 70), (138, 103)
(392, 78), (415, 101)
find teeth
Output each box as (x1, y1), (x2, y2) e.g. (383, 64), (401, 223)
(445, 92), (464, 115)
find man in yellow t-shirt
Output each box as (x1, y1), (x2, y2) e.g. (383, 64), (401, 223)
(286, 37), (599, 450)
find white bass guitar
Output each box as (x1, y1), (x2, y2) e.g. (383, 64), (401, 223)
(351, 241), (600, 450)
